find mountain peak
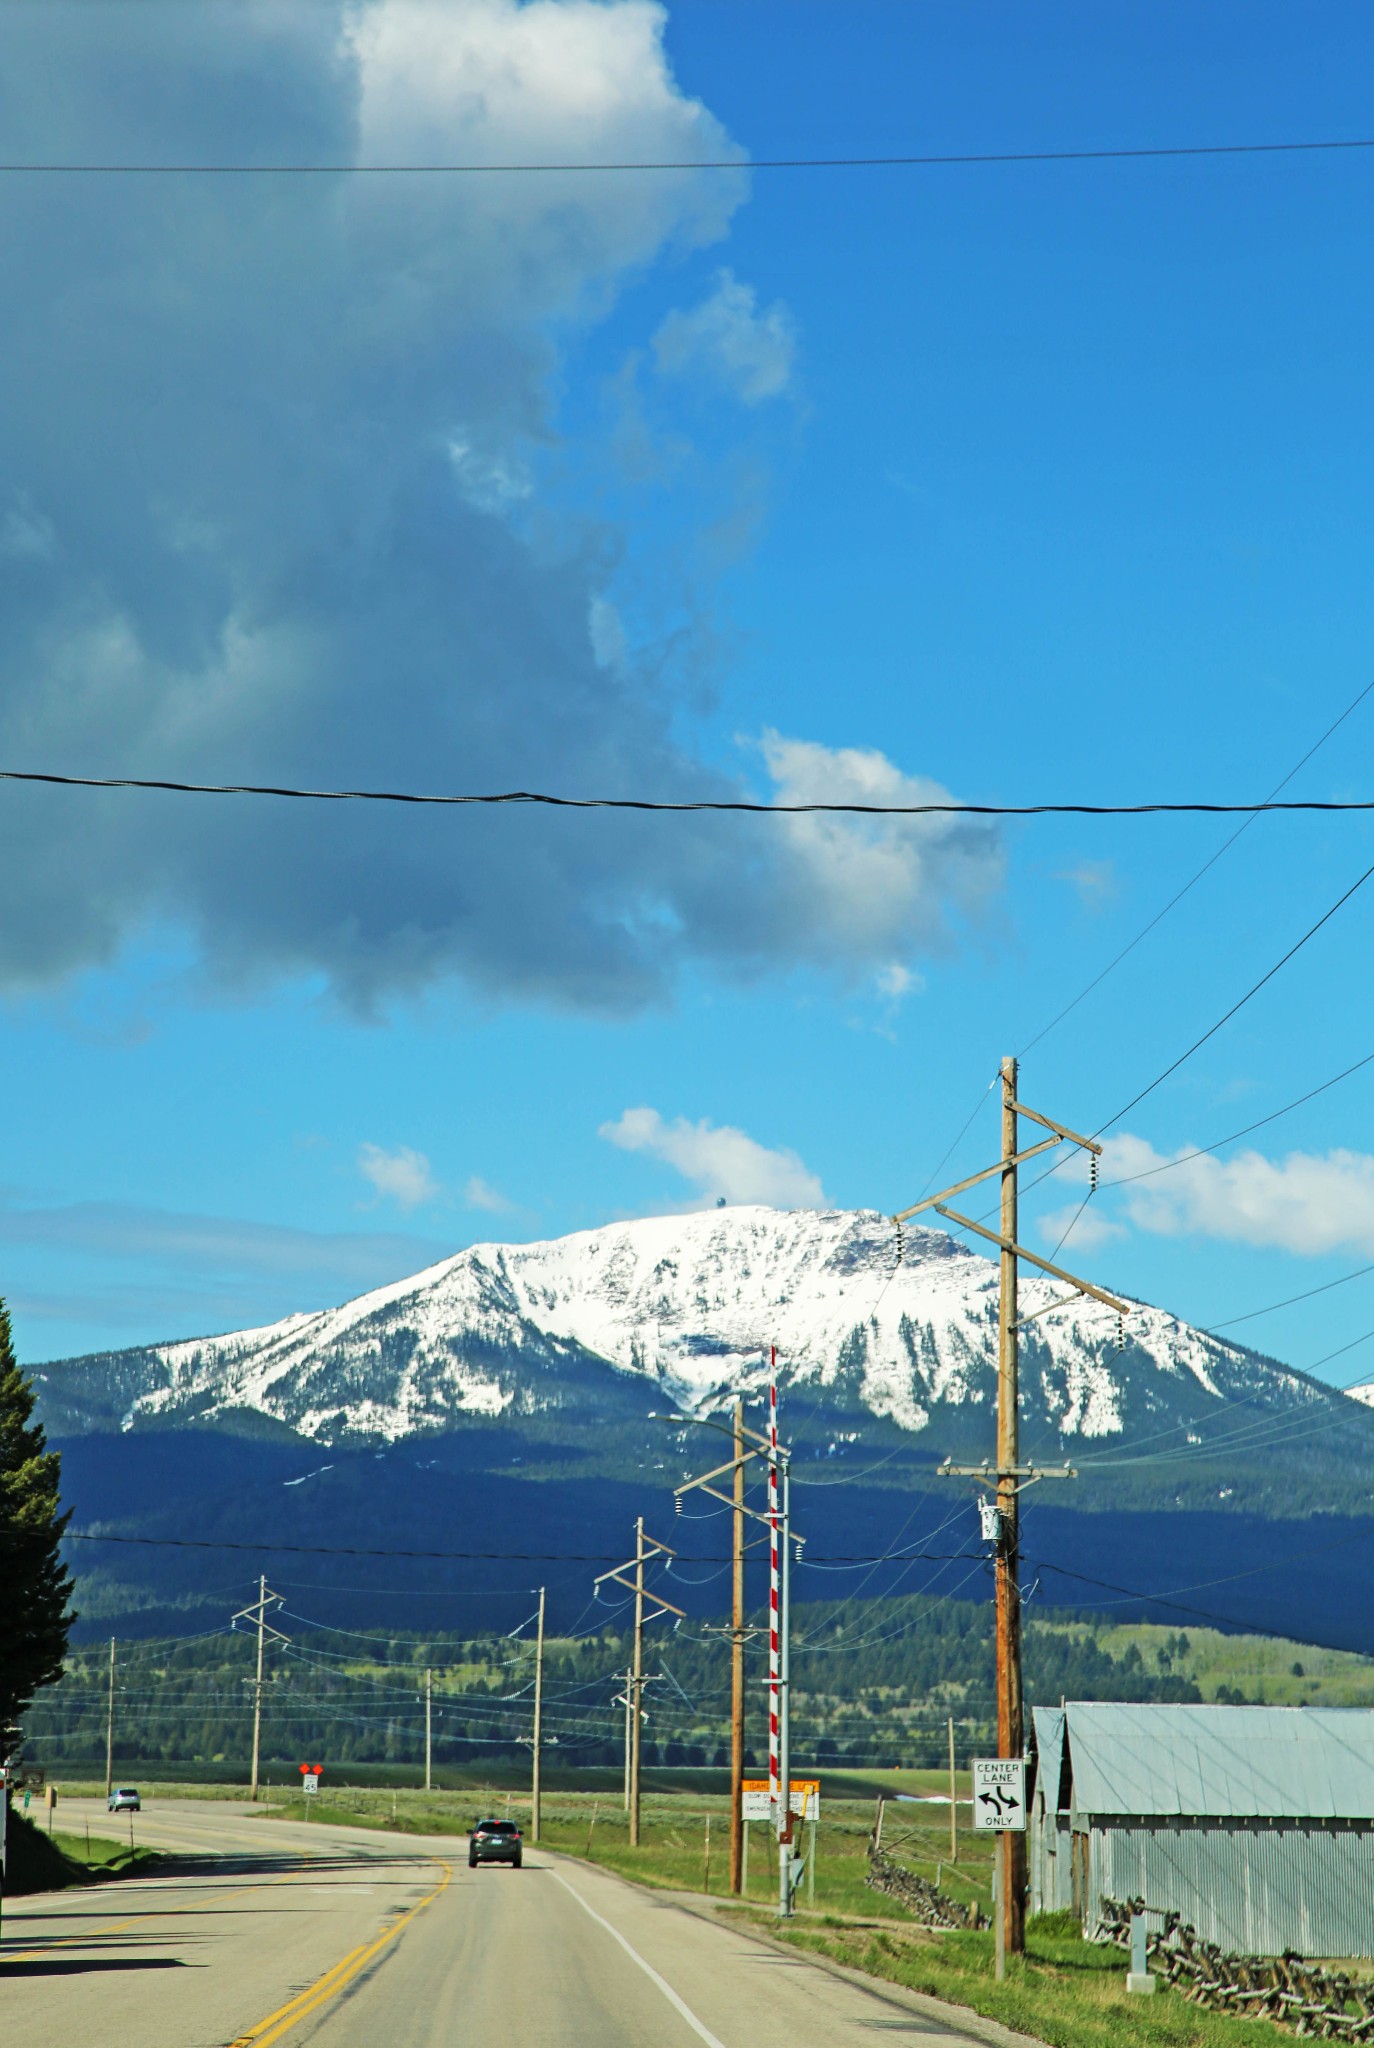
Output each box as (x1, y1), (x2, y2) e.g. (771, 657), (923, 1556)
(39, 1203), (1304, 1456)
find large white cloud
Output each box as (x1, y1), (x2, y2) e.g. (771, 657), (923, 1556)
(0, 2), (998, 1013)
(601, 1107), (826, 1207)
(1047, 1134), (1374, 1260)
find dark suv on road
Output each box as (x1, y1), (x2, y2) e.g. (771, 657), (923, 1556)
(469, 1819), (523, 1869)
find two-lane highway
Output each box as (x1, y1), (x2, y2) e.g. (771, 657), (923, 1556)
(2, 1798), (1000, 2047)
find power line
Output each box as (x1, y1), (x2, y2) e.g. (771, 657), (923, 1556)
(1018, 676), (1374, 1057)
(1105, 1049), (1374, 1195)
(51, 1528), (979, 1564)
(2, 765), (1374, 818)
(1206, 1260), (1374, 1334)
(1099, 854), (1374, 1136)
(1023, 852), (1374, 1244)
(999, 1037), (1374, 1254)
(4, 136), (1374, 175)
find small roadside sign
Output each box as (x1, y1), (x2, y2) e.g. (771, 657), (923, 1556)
(300, 1764), (322, 1795)
(741, 1778), (820, 1822)
(972, 1758), (1026, 1832)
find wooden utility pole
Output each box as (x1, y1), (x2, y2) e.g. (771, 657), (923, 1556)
(531, 1586), (546, 1843)
(232, 1579), (286, 1803)
(730, 1399), (746, 1895)
(594, 1522), (681, 1851)
(630, 1523), (645, 1846)
(424, 1668), (432, 1794)
(250, 1576), (267, 1802)
(995, 1055), (1025, 1957)
(892, 1058), (1131, 1959)
(948, 1715), (958, 1862)
(104, 1638), (115, 1801)
(662, 1398), (780, 1898)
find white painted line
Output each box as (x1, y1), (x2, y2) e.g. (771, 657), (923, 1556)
(550, 1870), (729, 2048)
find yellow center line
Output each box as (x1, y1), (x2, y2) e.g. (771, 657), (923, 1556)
(228, 1859), (452, 2048)
(2, 1857), (319, 1963)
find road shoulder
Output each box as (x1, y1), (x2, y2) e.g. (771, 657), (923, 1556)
(542, 1849), (1050, 2048)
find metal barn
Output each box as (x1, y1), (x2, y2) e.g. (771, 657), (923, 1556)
(1029, 1702), (1374, 1958)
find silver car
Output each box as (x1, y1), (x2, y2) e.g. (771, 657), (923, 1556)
(108, 1786), (141, 1812)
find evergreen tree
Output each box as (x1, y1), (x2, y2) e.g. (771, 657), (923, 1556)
(0, 1300), (74, 1734)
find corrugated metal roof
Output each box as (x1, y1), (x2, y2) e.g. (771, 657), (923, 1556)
(1063, 1704), (1374, 1819)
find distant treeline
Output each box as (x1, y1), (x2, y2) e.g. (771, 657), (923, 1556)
(22, 1593), (1200, 1776)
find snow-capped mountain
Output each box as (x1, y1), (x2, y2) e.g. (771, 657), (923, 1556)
(38, 1206), (1343, 1454)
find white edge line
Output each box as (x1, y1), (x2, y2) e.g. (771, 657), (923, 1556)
(550, 1869), (729, 2048)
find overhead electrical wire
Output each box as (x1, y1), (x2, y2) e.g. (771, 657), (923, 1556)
(3, 766), (1374, 817)
(907, 681), (1374, 1233)
(1097, 852), (1374, 1137)
(5, 135), (1374, 175)
(46, 1527), (983, 1564)
(1206, 1259), (1374, 1334)
(1017, 675), (1374, 1057)
(983, 849), (1374, 1246)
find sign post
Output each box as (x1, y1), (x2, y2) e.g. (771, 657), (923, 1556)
(743, 1777), (818, 1905)
(300, 1763), (322, 1817)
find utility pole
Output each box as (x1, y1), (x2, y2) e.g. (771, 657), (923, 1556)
(994, 1057), (1024, 1954)
(595, 1524), (681, 1849)
(631, 1521), (643, 1844)
(104, 1638), (115, 1801)
(948, 1715), (958, 1862)
(232, 1579), (287, 1802)
(531, 1586), (545, 1843)
(424, 1668), (432, 1794)
(661, 1379), (798, 1913)
(731, 1399), (746, 1895)
(251, 1577), (267, 1803)
(892, 1058), (1129, 1957)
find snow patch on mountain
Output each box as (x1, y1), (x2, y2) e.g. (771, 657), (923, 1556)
(99, 1205), (1261, 1446)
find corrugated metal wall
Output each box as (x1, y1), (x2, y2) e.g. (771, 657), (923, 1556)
(1089, 1819), (1374, 1957)
(1029, 1811), (1075, 1914)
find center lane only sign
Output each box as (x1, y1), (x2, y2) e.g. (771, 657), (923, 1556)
(971, 1758), (1026, 1832)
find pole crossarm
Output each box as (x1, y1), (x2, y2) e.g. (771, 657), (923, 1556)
(678, 1477), (792, 1534)
(937, 1457), (1077, 1490)
(593, 1534), (674, 1585)
(595, 1566), (686, 1619)
(1017, 1292), (1086, 1328)
(673, 1443), (767, 1497)
(931, 1203), (1132, 1313)
(1010, 1100), (1103, 1155)
(891, 1134), (1062, 1222)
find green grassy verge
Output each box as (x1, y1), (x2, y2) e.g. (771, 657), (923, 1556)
(758, 1911), (1285, 2048)
(4, 1810), (163, 1895)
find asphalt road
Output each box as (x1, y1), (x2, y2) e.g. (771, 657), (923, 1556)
(1, 1797), (999, 2048)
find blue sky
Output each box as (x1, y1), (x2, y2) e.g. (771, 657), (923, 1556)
(3, 0), (1374, 1388)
